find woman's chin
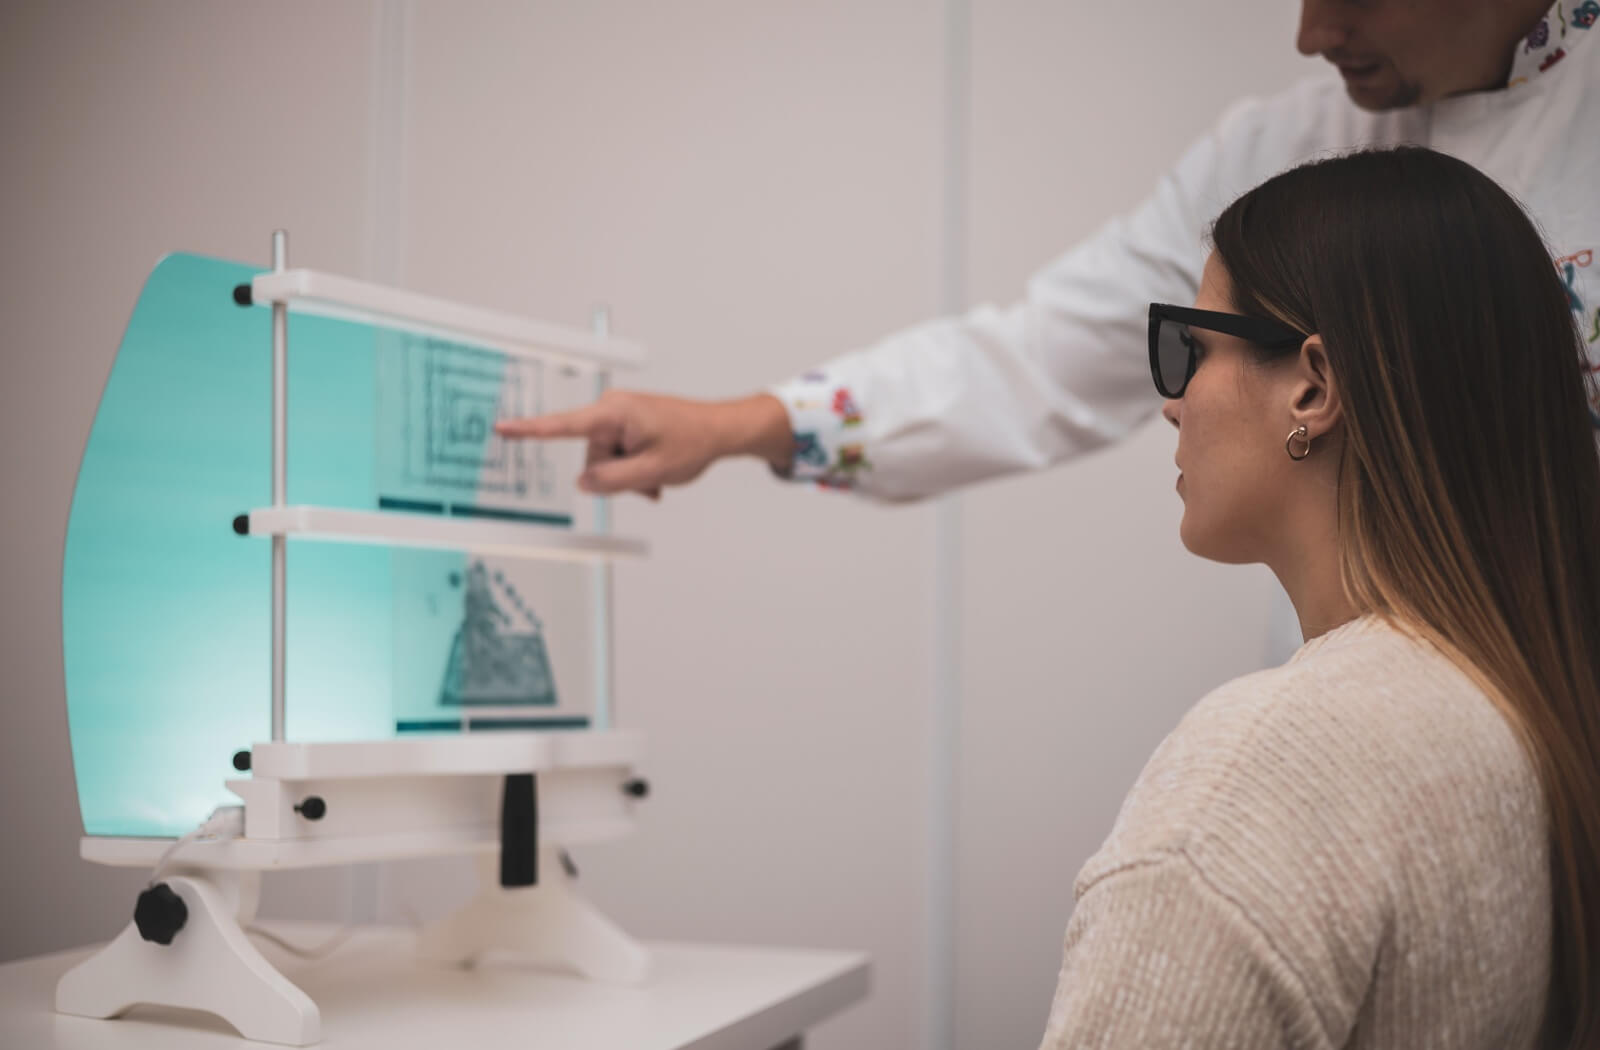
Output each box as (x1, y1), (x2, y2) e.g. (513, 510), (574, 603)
(1182, 528), (1262, 566)
(1178, 518), (1251, 564)
(1178, 518), (1203, 556)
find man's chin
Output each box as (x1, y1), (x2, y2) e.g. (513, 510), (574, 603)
(1342, 74), (1423, 112)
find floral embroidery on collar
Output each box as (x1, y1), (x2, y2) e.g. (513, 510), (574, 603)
(1508, 0), (1593, 86)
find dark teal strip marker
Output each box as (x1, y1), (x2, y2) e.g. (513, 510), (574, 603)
(396, 716), (591, 733)
(378, 497), (446, 515)
(449, 504), (573, 527)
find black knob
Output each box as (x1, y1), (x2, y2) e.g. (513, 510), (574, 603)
(232, 514), (249, 536)
(295, 796), (327, 821)
(232, 750), (252, 772)
(134, 883), (188, 945)
(232, 283), (253, 306)
(622, 778), (650, 799)
(500, 774), (538, 888)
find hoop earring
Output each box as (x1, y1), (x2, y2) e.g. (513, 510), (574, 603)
(1285, 425), (1312, 461)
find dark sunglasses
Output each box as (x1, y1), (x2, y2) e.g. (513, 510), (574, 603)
(1148, 303), (1308, 399)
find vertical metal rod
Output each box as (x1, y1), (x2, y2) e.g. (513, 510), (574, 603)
(270, 230), (288, 742)
(590, 306), (614, 730)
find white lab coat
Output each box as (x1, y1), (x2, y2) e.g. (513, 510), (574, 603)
(773, 9), (1600, 509)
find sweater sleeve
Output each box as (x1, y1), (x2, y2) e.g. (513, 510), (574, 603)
(1038, 851), (1334, 1050)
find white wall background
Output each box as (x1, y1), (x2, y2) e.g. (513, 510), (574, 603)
(0, 3), (1315, 1048)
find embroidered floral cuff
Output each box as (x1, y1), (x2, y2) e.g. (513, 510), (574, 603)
(768, 369), (872, 490)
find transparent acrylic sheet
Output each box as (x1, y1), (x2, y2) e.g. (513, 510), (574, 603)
(62, 253), (602, 837)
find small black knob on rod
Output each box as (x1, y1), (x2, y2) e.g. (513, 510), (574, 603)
(294, 796), (327, 821)
(622, 778), (650, 800)
(232, 750), (252, 772)
(232, 283), (253, 306)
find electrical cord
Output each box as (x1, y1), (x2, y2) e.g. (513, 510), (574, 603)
(244, 923), (360, 960)
(145, 805), (363, 960)
(149, 805), (246, 886)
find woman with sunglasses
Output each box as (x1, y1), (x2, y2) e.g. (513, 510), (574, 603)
(1039, 147), (1600, 1050)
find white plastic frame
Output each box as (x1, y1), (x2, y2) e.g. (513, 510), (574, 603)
(250, 269), (646, 371)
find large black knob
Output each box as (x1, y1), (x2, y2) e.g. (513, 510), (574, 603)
(134, 883), (188, 945)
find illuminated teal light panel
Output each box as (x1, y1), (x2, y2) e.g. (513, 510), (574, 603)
(62, 254), (591, 837)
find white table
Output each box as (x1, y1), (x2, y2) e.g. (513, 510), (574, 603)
(0, 924), (871, 1049)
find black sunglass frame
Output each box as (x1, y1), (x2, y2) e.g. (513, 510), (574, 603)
(1147, 303), (1308, 399)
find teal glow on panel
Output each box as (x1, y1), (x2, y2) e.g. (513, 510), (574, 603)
(62, 254), (591, 838)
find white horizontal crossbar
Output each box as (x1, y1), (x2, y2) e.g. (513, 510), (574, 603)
(242, 505), (648, 563)
(251, 729), (644, 780)
(250, 269), (646, 370)
(80, 819), (636, 871)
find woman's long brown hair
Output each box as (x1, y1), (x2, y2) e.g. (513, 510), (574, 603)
(1212, 146), (1600, 1048)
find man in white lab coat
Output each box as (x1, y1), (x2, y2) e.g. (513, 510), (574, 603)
(499, 0), (1599, 631)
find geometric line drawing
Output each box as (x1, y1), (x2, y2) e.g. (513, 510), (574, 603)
(383, 335), (556, 504)
(439, 561), (558, 707)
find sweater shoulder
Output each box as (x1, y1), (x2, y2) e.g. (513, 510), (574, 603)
(1077, 619), (1538, 894)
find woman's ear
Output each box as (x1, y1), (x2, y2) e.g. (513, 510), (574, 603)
(1290, 335), (1343, 440)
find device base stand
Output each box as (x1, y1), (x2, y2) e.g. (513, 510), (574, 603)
(417, 849), (650, 984)
(55, 870), (320, 1046)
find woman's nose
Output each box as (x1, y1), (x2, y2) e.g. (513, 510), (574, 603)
(1162, 398), (1181, 429)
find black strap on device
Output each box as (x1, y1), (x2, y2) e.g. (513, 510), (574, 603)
(500, 773), (538, 887)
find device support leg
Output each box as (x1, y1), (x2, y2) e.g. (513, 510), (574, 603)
(417, 849), (650, 984)
(55, 870), (320, 1046)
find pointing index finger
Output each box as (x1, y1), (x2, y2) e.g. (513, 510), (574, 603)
(495, 404), (609, 441)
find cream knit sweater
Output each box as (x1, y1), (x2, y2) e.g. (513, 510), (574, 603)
(1039, 615), (1552, 1049)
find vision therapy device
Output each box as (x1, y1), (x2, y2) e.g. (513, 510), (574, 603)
(56, 232), (653, 1044)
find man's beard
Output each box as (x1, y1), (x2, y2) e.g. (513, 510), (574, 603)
(1349, 76), (1423, 112)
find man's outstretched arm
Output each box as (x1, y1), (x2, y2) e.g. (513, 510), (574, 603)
(497, 81), (1339, 502)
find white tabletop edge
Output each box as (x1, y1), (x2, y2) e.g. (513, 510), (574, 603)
(0, 927), (872, 1050)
